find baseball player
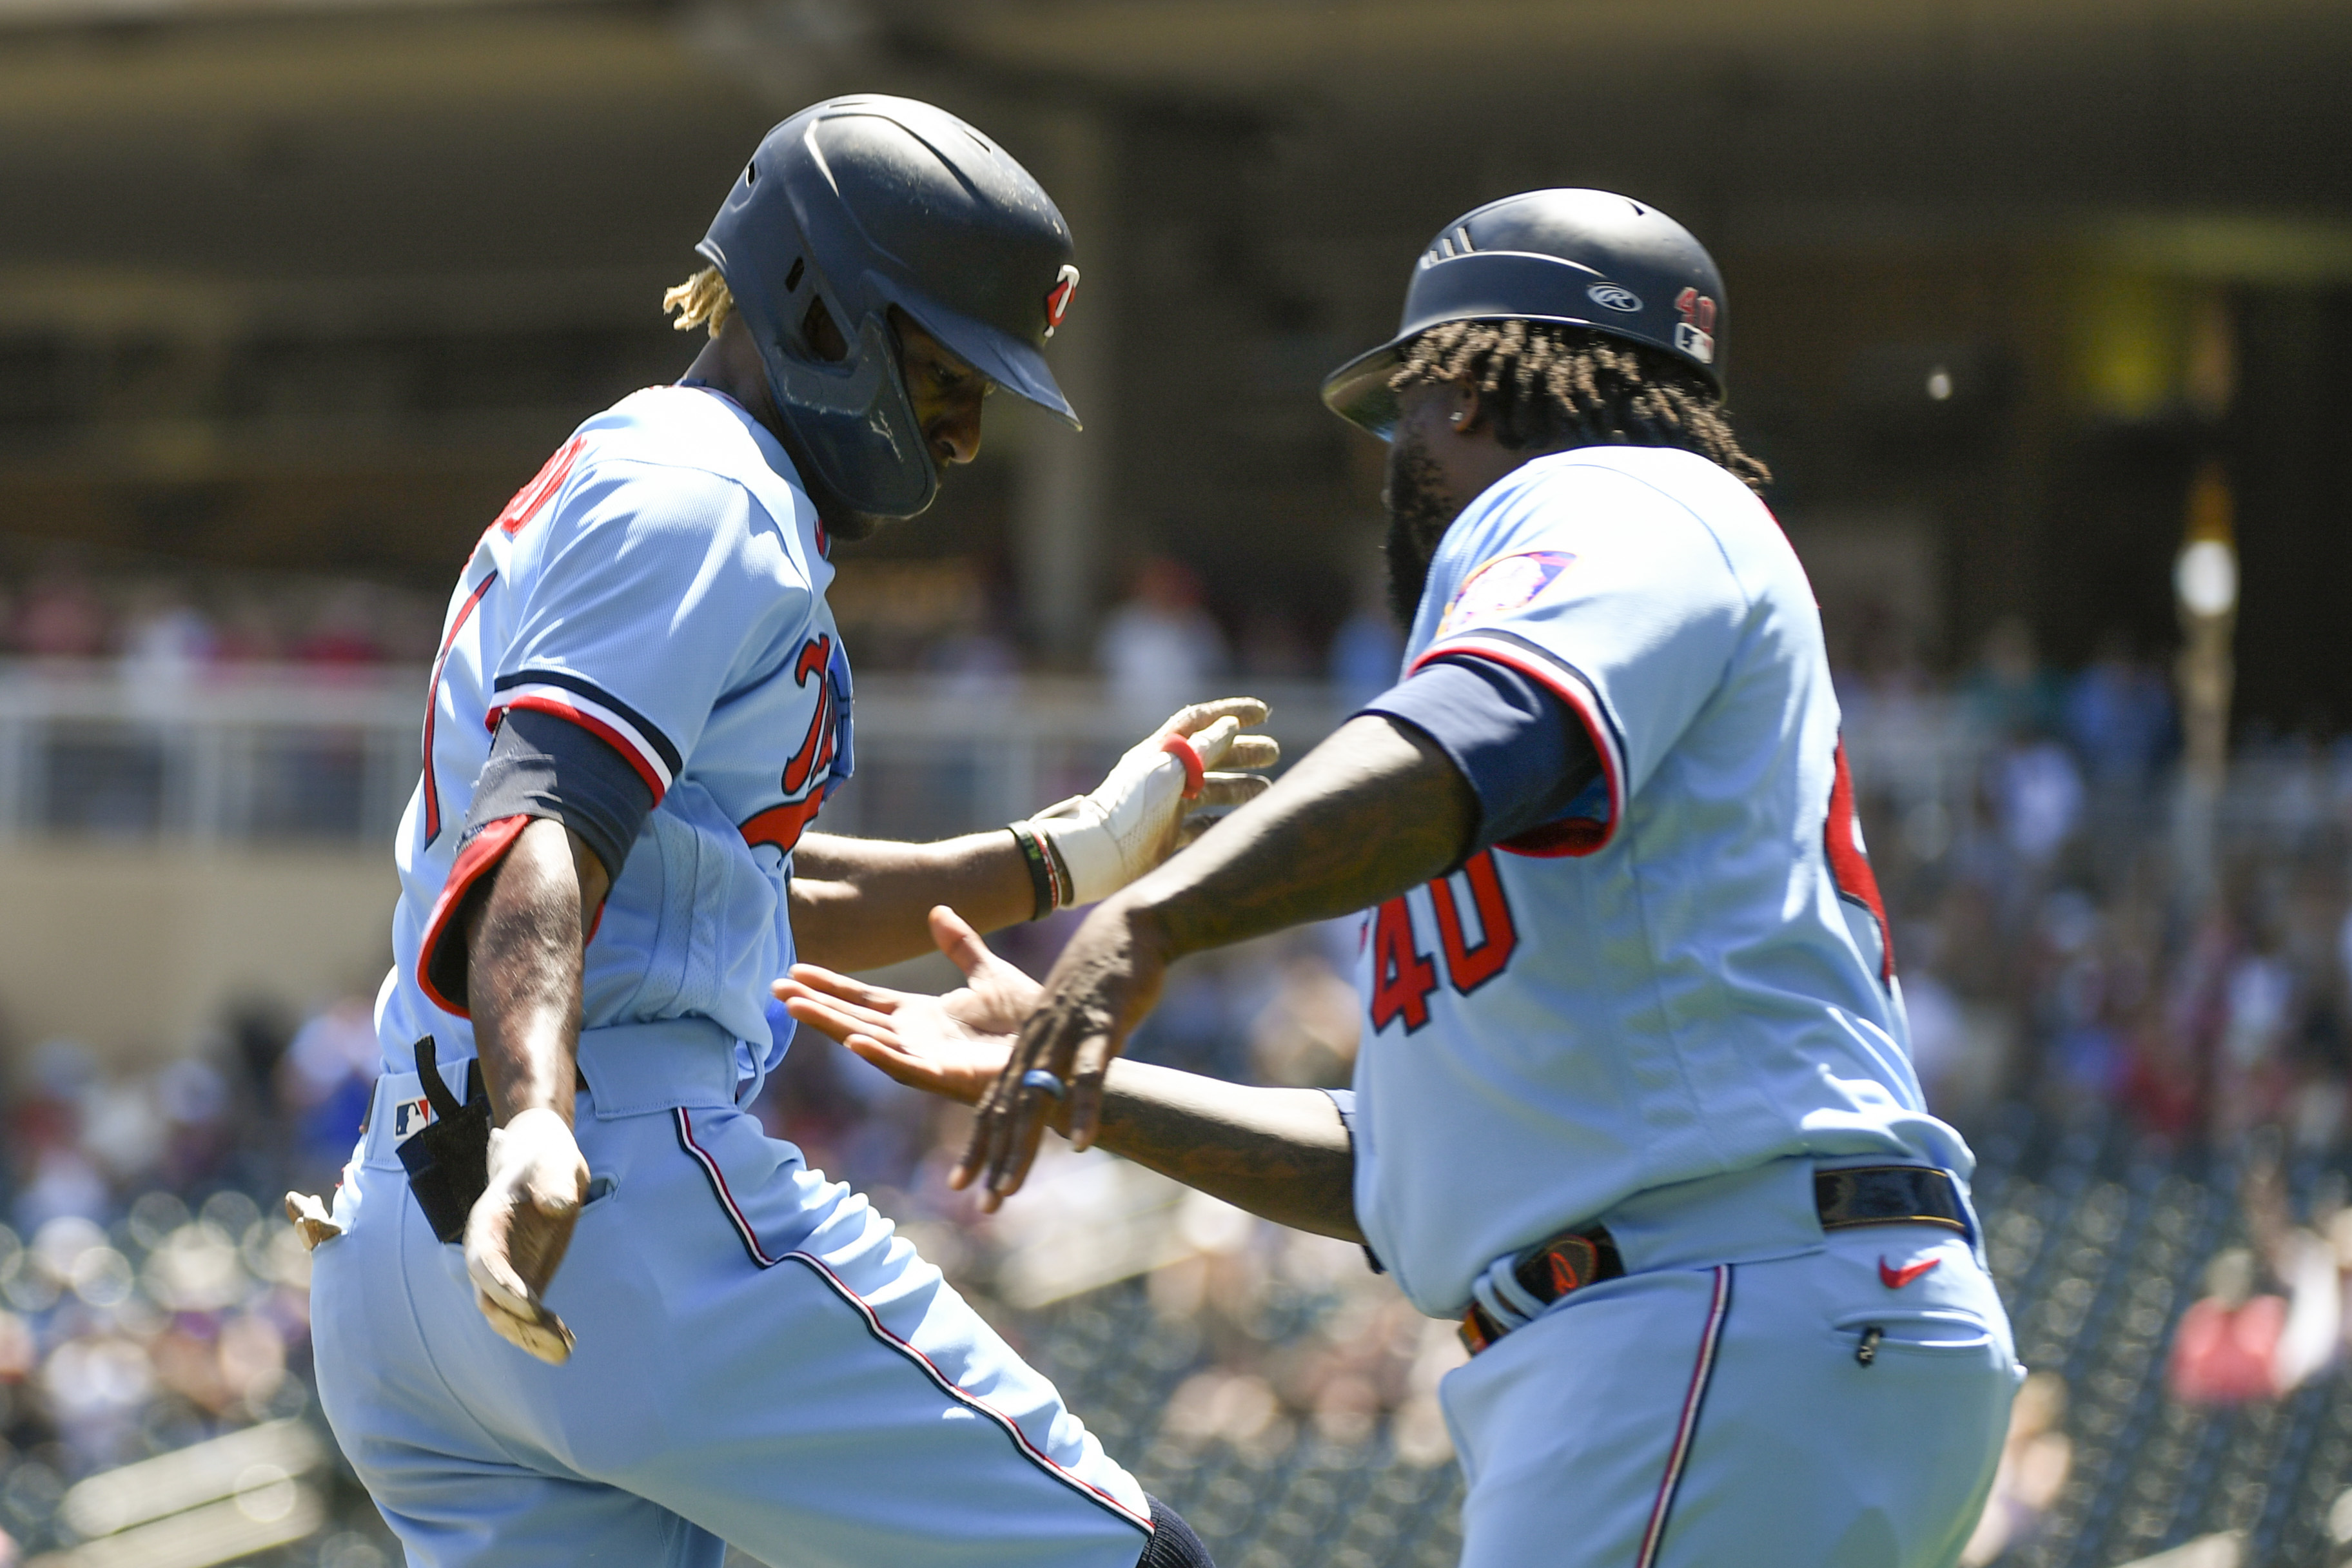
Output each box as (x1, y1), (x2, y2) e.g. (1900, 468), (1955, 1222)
(286, 96), (1254, 1568)
(782, 191), (2024, 1568)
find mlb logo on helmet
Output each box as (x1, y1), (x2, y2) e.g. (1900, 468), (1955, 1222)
(1043, 264), (1081, 338)
(1674, 286), (1718, 366)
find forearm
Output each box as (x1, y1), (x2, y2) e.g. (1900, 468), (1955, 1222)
(1119, 715), (1475, 961)
(790, 831), (1034, 972)
(467, 818), (609, 1128)
(1078, 1061), (1360, 1242)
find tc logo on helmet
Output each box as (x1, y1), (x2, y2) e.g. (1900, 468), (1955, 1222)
(1586, 282), (1643, 313)
(1044, 265), (1081, 338)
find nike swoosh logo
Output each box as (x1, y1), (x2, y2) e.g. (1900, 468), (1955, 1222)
(1879, 1256), (1941, 1289)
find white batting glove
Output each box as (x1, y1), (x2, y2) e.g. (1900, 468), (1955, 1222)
(464, 1106), (589, 1365)
(282, 1191), (344, 1251)
(1014, 698), (1279, 910)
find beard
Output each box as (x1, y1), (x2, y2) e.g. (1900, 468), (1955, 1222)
(1382, 429), (1457, 629)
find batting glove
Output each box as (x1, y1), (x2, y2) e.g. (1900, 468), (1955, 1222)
(464, 1106), (589, 1365)
(1012, 698), (1278, 912)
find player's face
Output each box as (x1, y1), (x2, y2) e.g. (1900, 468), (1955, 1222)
(893, 313), (990, 475)
(1382, 384), (1468, 627)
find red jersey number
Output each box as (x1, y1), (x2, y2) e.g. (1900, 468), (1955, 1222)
(1368, 851), (1525, 1032)
(1368, 896), (1438, 1034)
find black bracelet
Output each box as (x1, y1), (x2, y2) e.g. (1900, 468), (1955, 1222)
(1008, 823), (1061, 921)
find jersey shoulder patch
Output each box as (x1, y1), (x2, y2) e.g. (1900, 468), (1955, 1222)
(1435, 551), (1577, 638)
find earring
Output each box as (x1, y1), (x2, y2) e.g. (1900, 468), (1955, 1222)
(1449, 411), (1465, 426)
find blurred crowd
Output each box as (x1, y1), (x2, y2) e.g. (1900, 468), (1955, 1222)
(1850, 616), (2352, 1153)
(0, 997), (393, 1564)
(0, 553), (439, 676)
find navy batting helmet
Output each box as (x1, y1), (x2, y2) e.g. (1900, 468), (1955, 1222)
(698, 95), (1083, 519)
(1321, 190), (1726, 438)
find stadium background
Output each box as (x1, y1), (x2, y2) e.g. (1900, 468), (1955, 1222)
(1, 1), (2350, 1564)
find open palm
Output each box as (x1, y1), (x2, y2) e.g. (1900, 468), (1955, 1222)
(774, 906), (1037, 1105)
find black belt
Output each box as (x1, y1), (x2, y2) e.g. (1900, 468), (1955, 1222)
(1460, 1164), (1966, 1355)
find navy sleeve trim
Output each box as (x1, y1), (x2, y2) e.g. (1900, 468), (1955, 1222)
(467, 705), (656, 886)
(1412, 631), (1626, 858)
(1361, 656), (1603, 860)
(489, 668), (683, 794)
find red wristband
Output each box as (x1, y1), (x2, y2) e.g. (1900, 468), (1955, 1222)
(1157, 731), (1206, 800)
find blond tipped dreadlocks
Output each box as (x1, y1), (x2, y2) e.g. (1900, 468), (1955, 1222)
(663, 266), (736, 339)
(1389, 319), (1770, 492)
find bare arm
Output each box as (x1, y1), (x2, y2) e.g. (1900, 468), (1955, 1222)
(775, 906), (1361, 1240)
(457, 816), (609, 1363)
(957, 716), (1475, 1205)
(788, 699), (1277, 972)
(467, 817), (612, 1125)
(789, 831), (1036, 973)
(1082, 1061), (1359, 1241)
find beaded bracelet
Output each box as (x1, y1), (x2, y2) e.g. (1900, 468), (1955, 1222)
(1007, 823), (1065, 921)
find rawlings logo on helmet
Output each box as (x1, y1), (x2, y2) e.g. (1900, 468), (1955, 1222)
(1043, 264), (1081, 338)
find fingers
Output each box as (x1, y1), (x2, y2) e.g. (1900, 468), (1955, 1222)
(1164, 697), (1269, 737)
(1063, 1029), (1115, 1152)
(779, 993), (861, 1046)
(975, 1015), (1088, 1204)
(775, 977), (897, 1033)
(986, 1098), (1055, 1210)
(282, 1191), (342, 1252)
(928, 906), (995, 978)
(776, 965), (897, 1013)
(839, 1031), (928, 1083)
(954, 1028), (1052, 1199)
(464, 1189), (582, 1365)
(1189, 773), (1271, 812)
(1186, 714), (1242, 769)
(474, 1288), (578, 1365)
(1220, 735), (1280, 770)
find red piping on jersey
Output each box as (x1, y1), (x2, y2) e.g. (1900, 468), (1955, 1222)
(670, 1108), (1154, 1536)
(422, 572), (498, 844)
(487, 694), (671, 805)
(1409, 640), (1625, 858)
(415, 813), (531, 1018)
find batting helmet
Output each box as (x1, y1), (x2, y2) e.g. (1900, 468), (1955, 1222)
(1321, 189), (1727, 438)
(698, 95), (1083, 519)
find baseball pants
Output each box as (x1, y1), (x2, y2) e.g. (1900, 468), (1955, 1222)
(310, 1021), (1155, 1568)
(1440, 1159), (2021, 1568)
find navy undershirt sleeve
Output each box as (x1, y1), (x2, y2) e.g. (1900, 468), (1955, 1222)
(462, 706), (656, 885)
(1360, 656), (1602, 856)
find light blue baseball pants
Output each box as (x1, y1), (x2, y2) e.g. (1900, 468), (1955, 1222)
(309, 1021), (1154, 1568)
(1439, 1159), (2023, 1568)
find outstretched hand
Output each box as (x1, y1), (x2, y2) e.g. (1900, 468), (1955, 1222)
(776, 906), (1038, 1106)
(953, 899), (1168, 1210)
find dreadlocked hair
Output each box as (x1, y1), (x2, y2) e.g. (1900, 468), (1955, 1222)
(663, 266), (736, 339)
(1388, 319), (1770, 492)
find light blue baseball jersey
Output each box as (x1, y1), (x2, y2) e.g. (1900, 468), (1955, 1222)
(1350, 444), (1970, 1320)
(376, 384), (852, 1078)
